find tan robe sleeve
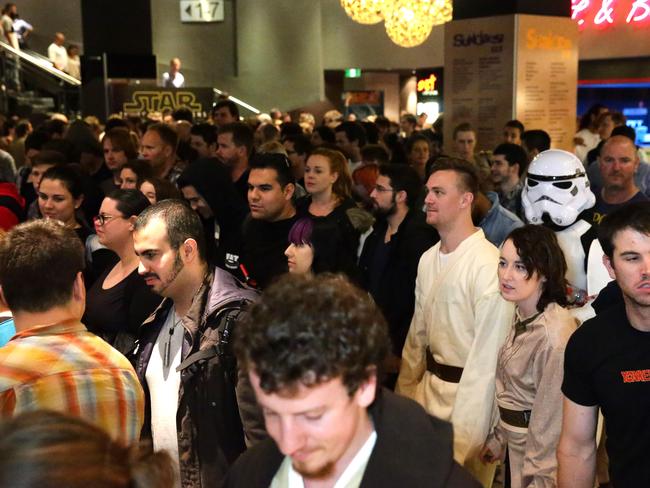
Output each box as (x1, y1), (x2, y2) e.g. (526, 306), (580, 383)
(451, 287), (512, 463)
(522, 310), (575, 488)
(395, 252), (429, 400)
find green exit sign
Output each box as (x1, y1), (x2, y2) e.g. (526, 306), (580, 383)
(345, 68), (362, 78)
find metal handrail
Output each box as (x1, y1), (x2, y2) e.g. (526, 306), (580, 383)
(213, 87), (260, 114)
(0, 40), (81, 86)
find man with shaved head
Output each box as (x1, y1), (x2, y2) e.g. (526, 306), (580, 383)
(590, 135), (648, 229)
(47, 32), (67, 71)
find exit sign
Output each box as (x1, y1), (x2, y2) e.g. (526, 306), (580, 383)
(345, 68), (362, 78)
(180, 0), (224, 23)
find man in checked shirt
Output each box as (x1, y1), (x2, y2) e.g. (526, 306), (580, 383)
(0, 219), (144, 442)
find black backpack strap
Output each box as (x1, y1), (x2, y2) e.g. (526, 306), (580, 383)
(176, 345), (218, 372)
(175, 302), (248, 381)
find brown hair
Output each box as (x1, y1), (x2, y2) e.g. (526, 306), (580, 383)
(0, 410), (175, 488)
(428, 157), (479, 197)
(103, 128), (138, 160)
(599, 201), (650, 260)
(139, 176), (181, 203)
(235, 273), (390, 395)
(505, 225), (568, 311)
(310, 147), (352, 201)
(453, 122), (474, 140)
(0, 220), (84, 313)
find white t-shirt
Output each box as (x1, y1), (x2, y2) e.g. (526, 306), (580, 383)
(272, 430), (377, 488)
(574, 128), (600, 164)
(162, 71), (185, 88)
(146, 307), (184, 477)
(47, 43), (68, 70)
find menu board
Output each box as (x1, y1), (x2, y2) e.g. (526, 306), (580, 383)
(443, 16), (516, 153)
(514, 16), (578, 151)
(444, 15), (579, 153)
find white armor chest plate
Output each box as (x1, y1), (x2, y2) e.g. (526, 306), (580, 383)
(555, 220), (591, 292)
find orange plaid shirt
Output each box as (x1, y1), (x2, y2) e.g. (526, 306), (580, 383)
(0, 319), (144, 443)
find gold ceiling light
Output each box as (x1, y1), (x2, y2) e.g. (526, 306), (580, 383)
(383, 0), (452, 48)
(340, 0), (388, 25)
(428, 0), (453, 25)
(384, 0), (433, 47)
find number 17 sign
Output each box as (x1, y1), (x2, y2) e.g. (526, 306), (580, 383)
(180, 0), (224, 23)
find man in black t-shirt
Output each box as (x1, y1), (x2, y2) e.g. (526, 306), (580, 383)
(218, 123), (253, 203)
(588, 135), (648, 230)
(559, 201), (650, 487)
(239, 153), (297, 289)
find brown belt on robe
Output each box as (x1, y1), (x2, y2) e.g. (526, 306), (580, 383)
(499, 406), (532, 428)
(425, 348), (464, 383)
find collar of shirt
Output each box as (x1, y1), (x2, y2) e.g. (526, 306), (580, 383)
(286, 430), (378, 488)
(11, 319), (86, 340)
(502, 180), (523, 200)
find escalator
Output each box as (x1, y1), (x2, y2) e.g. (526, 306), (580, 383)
(0, 40), (81, 118)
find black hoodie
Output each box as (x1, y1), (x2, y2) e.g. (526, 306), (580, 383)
(178, 158), (249, 271)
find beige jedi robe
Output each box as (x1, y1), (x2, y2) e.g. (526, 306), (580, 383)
(486, 303), (578, 488)
(397, 229), (513, 486)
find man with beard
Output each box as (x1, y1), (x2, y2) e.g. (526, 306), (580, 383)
(359, 164), (438, 388)
(217, 122), (254, 202)
(132, 199), (264, 487)
(177, 158), (248, 272)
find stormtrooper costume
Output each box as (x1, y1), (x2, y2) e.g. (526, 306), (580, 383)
(521, 150), (609, 319)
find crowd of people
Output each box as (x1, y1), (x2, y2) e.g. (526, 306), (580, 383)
(0, 97), (648, 488)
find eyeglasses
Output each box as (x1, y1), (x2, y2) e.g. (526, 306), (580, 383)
(374, 185), (396, 193)
(93, 214), (123, 226)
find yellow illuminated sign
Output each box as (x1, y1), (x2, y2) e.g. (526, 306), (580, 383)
(122, 90), (202, 113)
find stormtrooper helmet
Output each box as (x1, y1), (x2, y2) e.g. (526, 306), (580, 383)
(522, 149), (595, 226)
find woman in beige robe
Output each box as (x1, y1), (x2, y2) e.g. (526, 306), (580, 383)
(480, 225), (578, 488)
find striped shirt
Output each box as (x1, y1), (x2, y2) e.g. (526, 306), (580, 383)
(0, 319), (144, 443)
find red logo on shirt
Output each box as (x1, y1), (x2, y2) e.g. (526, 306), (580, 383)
(621, 369), (650, 383)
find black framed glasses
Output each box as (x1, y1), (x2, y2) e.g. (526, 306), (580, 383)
(93, 214), (123, 226)
(374, 185), (396, 193)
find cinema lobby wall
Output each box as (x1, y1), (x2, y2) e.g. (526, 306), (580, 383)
(12, 0), (650, 115)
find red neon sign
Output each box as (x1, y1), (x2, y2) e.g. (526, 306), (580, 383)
(572, 0), (650, 27)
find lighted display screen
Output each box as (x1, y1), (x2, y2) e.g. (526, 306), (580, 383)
(578, 82), (650, 147)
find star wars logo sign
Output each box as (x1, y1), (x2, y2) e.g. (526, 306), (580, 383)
(122, 91), (202, 115)
(572, 0), (650, 28)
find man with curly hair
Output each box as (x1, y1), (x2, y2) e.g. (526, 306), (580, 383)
(224, 274), (479, 487)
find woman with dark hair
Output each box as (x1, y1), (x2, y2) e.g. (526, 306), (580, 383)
(138, 176), (181, 205)
(0, 410), (175, 488)
(574, 103), (608, 162)
(38, 165), (93, 244)
(118, 159), (153, 190)
(297, 147), (369, 262)
(284, 217), (357, 279)
(103, 127), (139, 187)
(480, 224), (578, 487)
(84, 189), (161, 354)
